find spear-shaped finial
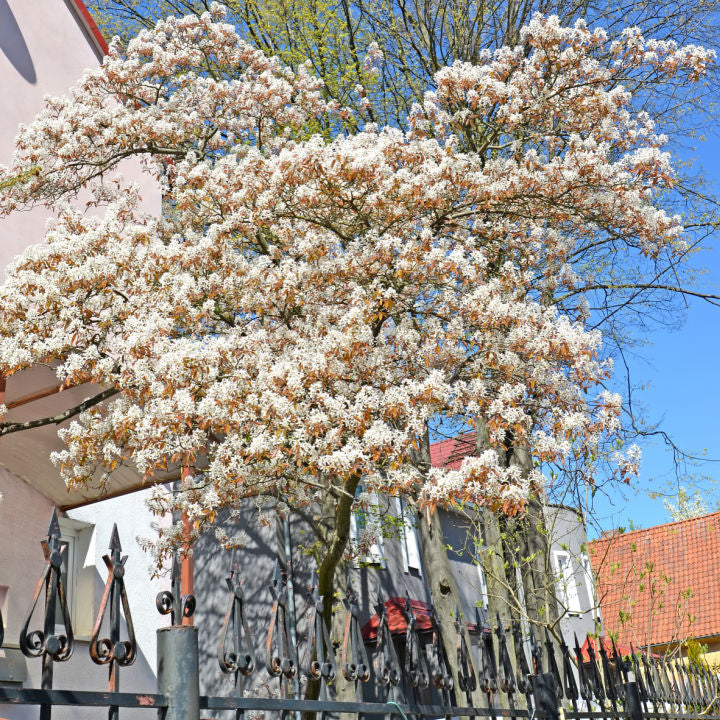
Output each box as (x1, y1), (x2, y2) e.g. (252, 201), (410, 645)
(226, 548), (241, 595)
(47, 507), (61, 540)
(46, 508), (63, 571)
(108, 524), (125, 574)
(109, 523), (122, 552)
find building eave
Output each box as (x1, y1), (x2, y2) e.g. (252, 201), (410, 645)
(66, 0), (109, 60)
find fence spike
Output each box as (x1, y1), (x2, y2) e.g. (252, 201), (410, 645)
(218, 549), (255, 679)
(372, 590), (400, 695)
(265, 558), (298, 681)
(301, 570), (336, 699)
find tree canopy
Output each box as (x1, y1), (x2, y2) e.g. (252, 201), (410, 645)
(0, 7), (712, 558)
(87, 0), (720, 487)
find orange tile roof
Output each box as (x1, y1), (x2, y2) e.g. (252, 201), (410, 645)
(589, 510), (720, 648)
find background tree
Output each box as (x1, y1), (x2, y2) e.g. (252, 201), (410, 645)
(663, 486), (713, 521)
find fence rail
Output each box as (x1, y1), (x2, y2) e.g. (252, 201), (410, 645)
(1, 511), (719, 720)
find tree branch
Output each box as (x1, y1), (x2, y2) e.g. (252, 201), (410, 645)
(0, 387), (120, 436)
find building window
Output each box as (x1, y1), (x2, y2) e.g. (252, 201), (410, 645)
(350, 488), (386, 568)
(581, 554), (599, 621)
(57, 516), (95, 638)
(54, 532), (75, 627)
(553, 550), (583, 615)
(475, 562), (489, 608)
(395, 498), (422, 575)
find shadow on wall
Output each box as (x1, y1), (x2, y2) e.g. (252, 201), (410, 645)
(0, 0), (36, 84)
(195, 509), (318, 718)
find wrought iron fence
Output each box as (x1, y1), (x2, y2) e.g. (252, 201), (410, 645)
(1, 510), (719, 720)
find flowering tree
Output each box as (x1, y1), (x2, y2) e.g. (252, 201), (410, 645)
(0, 5), (712, 690)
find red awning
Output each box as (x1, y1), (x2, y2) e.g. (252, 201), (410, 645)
(580, 635), (634, 663)
(361, 597), (434, 641)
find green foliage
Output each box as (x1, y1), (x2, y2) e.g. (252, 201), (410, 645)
(684, 637), (709, 664)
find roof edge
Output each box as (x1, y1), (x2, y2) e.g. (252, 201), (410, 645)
(591, 507), (720, 545)
(67, 0), (109, 58)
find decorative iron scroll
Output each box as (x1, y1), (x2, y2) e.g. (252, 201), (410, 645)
(265, 560), (298, 679)
(598, 634), (617, 706)
(218, 549), (255, 678)
(373, 591), (401, 691)
(156, 551), (196, 625)
(573, 634), (592, 707)
(495, 616), (516, 697)
(341, 585), (370, 683)
(477, 610), (498, 696)
(559, 636), (578, 708)
(428, 608), (453, 694)
(612, 639), (628, 704)
(544, 629), (562, 698)
(404, 594), (429, 690)
(302, 572), (336, 694)
(90, 524), (137, 670)
(19, 509), (74, 663)
(512, 620), (531, 695)
(455, 607), (477, 698)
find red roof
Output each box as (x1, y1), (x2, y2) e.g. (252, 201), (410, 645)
(361, 597), (433, 641)
(589, 510), (720, 648)
(429, 432), (477, 470)
(579, 635), (633, 663)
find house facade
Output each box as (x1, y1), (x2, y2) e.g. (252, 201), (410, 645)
(0, 2), (165, 718)
(192, 435), (601, 713)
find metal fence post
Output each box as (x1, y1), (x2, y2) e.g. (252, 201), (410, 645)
(624, 674), (644, 720)
(157, 626), (200, 720)
(530, 672), (560, 720)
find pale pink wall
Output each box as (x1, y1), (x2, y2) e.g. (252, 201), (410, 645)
(1, 0), (102, 270)
(0, 5), (164, 711)
(0, 467), (54, 638)
(0, 0), (161, 274)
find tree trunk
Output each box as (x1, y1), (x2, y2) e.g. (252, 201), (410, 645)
(416, 505), (486, 707)
(302, 475), (360, 704)
(482, 510), (514, 626)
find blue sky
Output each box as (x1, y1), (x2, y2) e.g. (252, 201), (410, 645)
(588, 129), (720, 535)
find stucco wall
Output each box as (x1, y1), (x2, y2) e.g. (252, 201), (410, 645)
(546, 504), (600, 644)
(1, 0), (99, 271)
(0, 0), (159, 276)
(0, 2), (165, 717)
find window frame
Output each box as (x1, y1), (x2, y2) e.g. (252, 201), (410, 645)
(57, 516), (95, 638)
(553, 549), (583, 615)
(350, 488), (386, 568)
(395, 498), (422, 576)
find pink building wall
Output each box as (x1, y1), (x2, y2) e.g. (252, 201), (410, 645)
(0, 3), (166, 716)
